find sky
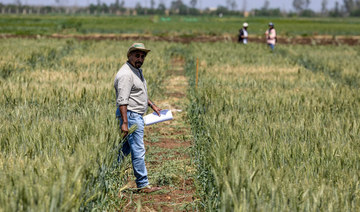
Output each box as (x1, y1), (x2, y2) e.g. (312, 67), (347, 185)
(0, 0), (340, 12)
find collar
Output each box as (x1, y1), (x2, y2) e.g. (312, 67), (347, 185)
(126, 61), (144, 81)
(126, 61), (142, 72)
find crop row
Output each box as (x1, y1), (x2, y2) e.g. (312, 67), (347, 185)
(186, 42), (360, 210)
(0, 39), (171, 210)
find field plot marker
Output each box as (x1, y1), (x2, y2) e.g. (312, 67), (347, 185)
(196, 58), (199, 88)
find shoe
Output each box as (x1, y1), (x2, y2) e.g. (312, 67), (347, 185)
(137, 185), (162, 193)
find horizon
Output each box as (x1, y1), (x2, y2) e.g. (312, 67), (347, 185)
(0, 0), (339, 12)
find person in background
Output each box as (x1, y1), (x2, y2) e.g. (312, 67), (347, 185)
(114, 42), (162, 193)
(238, 22), (249, 44)
(265, 22), (277, 50)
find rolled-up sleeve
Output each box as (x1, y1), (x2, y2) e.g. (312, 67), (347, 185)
(116, 74), (132, 106)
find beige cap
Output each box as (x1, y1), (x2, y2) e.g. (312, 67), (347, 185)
(127, 43), (151, 57)
(243, 22), (248, 27)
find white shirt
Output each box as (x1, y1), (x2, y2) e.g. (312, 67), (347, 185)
(265, 28), (276, 45)
(114, 62), (148, 114)
(243, 29), (248, 44)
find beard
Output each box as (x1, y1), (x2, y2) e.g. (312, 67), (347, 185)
(135, 61), (143, 68)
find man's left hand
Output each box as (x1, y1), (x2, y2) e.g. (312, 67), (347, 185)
(151, 104), (162, 116)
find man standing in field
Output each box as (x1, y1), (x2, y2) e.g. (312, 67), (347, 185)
(265, 22), (277, 50)
(238, 22), (249, 44)
(114, 42), (161, 193)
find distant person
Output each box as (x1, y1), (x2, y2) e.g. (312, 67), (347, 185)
(265, 22), (276, 50)
(238, 22), (249, 44)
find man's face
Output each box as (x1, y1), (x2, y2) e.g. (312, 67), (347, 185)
(129, 50), (146, 69)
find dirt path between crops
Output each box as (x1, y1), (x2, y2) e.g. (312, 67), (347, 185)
(119, 57), (197, 211)
(2, 33), (360, 45)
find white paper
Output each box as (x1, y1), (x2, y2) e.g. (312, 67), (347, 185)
(143, 109), (173, 126)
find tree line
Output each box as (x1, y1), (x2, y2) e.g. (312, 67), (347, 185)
(1, 0), (360, 17)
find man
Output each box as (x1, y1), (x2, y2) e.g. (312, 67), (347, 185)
(238, 22), (249, 44)
(114, 43), (161, 193)
(265, 22), (276, 50)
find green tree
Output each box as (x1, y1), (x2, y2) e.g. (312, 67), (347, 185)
(226, 0), (237, 10)
(343, 0), (354, 13)
(263, 0), (270, 10)
(293, 0), (305, 12)
(216, 5), (229, 14)
(329, 1), (342, 16)
(190, 0), (197, 8)
(135, 2), (145, 14)
(150, 0), (155, 9)
(14, 0), (21, 6)
(170, 0), (188, 14)
(114, 0), (119, 7)
(321, 0), (328, 14)
(343, 0), (360, 13)
(158, 2), (166, 10)
(110, 0), (125, 12)
(242, 0), (247, 11)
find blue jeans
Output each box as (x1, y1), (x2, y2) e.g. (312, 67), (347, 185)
(116, 108), (149, 188)
(268, 43), (275, 51)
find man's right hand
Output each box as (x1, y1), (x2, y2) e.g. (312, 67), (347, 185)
(121, 122), (129, 137)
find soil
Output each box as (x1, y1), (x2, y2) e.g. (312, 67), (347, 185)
(146, 138), (191, 149)
(2, 33), (360, 45)
(119, 57), (197, 211)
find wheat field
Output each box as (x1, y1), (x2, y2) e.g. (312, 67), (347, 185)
(187, 42), (360, 211)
